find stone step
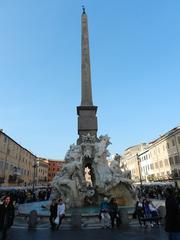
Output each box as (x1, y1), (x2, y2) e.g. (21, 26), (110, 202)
(13, 216), (140, 230)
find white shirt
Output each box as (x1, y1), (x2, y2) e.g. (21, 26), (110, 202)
(57, 203), (65, 216)
(149, 203), (157, 212)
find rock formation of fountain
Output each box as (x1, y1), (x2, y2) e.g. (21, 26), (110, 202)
(51, 134), (136, 208)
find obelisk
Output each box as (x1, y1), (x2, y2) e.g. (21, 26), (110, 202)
(77, 7), (98, 144)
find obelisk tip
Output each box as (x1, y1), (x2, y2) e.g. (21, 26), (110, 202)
(82, 5), (86, 14)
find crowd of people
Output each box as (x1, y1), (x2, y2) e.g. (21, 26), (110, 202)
(0, 194), (66, 239)
(136, 183), (180, 201)
(134, 197), (160, 228)
(0, 184), (180, 239)
(0, 187), (52, 204)
(134, 186), (180, 240)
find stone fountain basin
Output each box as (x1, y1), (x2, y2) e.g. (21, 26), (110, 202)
(18, 201), (135, 217)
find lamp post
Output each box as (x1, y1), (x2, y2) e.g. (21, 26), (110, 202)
(32, 160), (39, 194)
(137, 154), (143, 196)
(3, 140), (10, 184)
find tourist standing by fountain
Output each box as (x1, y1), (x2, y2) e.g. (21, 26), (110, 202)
(99, 197), (111, 228)
(56, 198), (65, 230)
(0, 196), (15, 240)
(109, 198), (120, 228)
(49, 199), (58, 230)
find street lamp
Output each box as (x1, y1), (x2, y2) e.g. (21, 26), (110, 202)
(137, 154), (143, 196)
(32, 160), (39, 194)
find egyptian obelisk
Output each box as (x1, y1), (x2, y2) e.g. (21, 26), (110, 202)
(77, 7), (98, 144)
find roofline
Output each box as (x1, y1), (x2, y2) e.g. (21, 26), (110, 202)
(37, 157), (65, 162)
(0, 130), (36, 158)
(149, 126), (180, 145)
(124, 143), (147, 152)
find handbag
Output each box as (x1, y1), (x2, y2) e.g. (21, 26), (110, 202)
(54, 216), (59, 225)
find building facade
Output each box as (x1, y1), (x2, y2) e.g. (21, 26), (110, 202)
(36, 157), (49, 185)
(0, 130), (37, 186)
(48, 159), (64, 182)
(121, 143), (149, 182)
(0, 129), (66, 187)
(122, 126), (180, 183)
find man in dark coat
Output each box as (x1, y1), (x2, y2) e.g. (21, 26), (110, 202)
(0, 196), (15, 240)
(109, 198), (120, 228)
(49, 199), (58, 230)
(165, 188), (180, 240)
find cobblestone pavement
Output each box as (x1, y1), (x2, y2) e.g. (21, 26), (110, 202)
(6, 225), (169, 240)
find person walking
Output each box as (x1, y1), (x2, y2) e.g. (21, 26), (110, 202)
(165, 188), (180, 240)
(0, 196), (15, 240)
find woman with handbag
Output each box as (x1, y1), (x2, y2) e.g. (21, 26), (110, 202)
(55, 198), (65, 230)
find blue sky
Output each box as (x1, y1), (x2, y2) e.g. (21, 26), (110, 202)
(0, 0), (180, 159)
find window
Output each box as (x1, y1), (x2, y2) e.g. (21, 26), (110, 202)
(164, 159), (168, 166)
(178, 136), (180, 144)
(172, 139), (175, 146)
(159, 161), (163, 168)
(150, 163), (154, 170)
(167, 143), (169, 149)
(169, 157), (174, 165)
(155, 162), (158, 168)
(174, 155), (180, 164)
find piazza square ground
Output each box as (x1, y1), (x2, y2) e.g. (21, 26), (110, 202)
(8, 225), (169, 240)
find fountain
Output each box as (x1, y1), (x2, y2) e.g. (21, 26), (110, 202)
(51, 134), (136, 209)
